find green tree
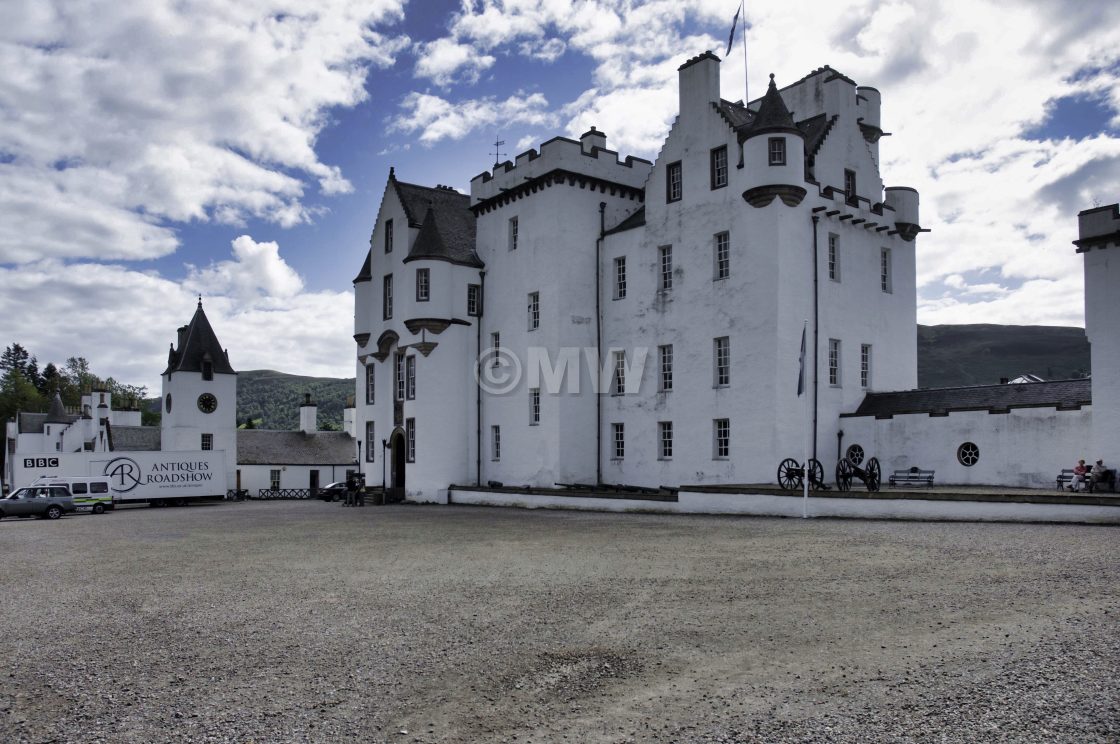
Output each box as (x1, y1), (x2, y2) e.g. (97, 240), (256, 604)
(0, 367), (47, 425)
(39, 362), (59, 396)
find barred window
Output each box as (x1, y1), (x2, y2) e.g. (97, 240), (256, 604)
(365, 364), (375, 405)
(528, 291), (540, 330)
(529, 388), (540, 425)
(365, 421), (375, 462)
(658, 421), (673, 459)
(714, 232), (730, 280)
(710, 146), (728, 189)
(416, 268), (430, 301)
(666, 161), (682, 202)
(714, 419), (730, 459)
(659, 344), (673, 392)
(405, 418), (415, 463)
(612, 423), (625, 459)
(714, 337), (730, 387)
(659, 245), (673, 290)
(614, 256), (627, 299)
(829, 338), (842, 386)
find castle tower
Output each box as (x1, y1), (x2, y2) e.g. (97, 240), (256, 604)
(160, 299), (237, 488)
(1075, 204), (1120, 460)
(741, 74), (807, 209)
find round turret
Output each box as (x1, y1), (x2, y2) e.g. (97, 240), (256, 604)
(742, 74), (807, 208)
(884, 186), (921, 241)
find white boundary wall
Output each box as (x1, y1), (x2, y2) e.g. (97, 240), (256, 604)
(448, 488), (1120, 525)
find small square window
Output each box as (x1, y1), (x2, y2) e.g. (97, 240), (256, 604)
(768, 137), (786, 166)
(201, 433), (213, 451)
(666, 161), (682, 202)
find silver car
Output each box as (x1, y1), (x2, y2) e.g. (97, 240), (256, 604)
(0, 486), (77, 521)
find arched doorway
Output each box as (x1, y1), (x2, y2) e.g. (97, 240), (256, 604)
(388, 429), (406, 503)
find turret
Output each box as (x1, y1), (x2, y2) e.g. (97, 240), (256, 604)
(742, 74), (807, 208)
(856, 86), (883, 163)
(884, 186), (922, 241)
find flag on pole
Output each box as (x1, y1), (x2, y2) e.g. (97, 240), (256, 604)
(726, 1), (744, 57)
(796, 324), (806, 396)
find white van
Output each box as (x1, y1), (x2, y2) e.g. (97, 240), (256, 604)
(31, 476), (113, 514)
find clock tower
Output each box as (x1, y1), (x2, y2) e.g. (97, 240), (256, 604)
(161, 298), (238, 489)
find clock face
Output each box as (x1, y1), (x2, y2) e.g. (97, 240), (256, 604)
(197, 393), (218, 414)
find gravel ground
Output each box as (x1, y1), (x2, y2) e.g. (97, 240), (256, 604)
(0, 501), (1116, 743)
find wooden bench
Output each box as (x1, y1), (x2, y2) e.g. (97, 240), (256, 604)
(1056, 469), (1076, 490)
(1057, 468), (1117, 493)
(888, 467), (935, 487)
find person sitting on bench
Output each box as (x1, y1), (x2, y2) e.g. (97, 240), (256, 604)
(1068, 459), (1088, 491)
(1090, 458), (1110, 491)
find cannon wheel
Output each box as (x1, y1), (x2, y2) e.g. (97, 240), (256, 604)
(865, 457), (882, 492)
(807, 459), (825, 489)
(777, 458), (803, 491)
(836, 458), (853, 491)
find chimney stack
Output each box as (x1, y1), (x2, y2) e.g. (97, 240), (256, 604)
(299, 393), (317, 434)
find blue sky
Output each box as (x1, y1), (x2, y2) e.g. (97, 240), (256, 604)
(1, 0), (1118, 393)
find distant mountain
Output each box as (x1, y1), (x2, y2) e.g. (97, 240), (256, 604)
(917, 324), (1089, 389)
(236, 369), (353, 430)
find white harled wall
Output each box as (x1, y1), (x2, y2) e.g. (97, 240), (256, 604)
(161, 371), (237, 489)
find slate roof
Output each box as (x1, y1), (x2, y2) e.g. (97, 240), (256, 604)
(353, 249), (372, 283)
(747, 74), (801, 137)
(45, 392), (70, 424)
(393, 178), (483, 268)
(18, 411), (77, 434)
(112, 426), (161, 451)
(844, 378), (1092, 418)
(237, 430), (356, 466)
(604, 205), (646, 235)
(163, 300), (236, 376)
(715, 99), (754, 129)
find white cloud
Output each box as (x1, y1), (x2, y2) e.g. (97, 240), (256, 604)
(0, 0), (410, 264)
(391, 91), (557, 145)
(185, 236), (304, 301)
(414, 37), (496, 86)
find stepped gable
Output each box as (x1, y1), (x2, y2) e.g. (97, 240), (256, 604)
(393, 179), (482, 268)
(747, 74), (801, 137)
(237, 429), (355, 465)
(45, 391), (70, 424)
(163, 299), (235, 376)
(844, 378), (1092, 418)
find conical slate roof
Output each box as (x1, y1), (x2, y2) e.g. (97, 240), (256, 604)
(45, 391), (70, 424)
(162, 299), (235, 376)
(748, 74), (802, 137)
(394, 177), (482, 268)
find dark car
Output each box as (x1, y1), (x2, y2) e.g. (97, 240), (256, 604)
(0, 486), (77, 520)
(318, 482), (348, 502)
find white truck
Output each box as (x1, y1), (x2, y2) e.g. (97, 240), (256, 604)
(12, 451), (229, 507)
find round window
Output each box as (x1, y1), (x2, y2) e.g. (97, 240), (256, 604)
(845, 444), (865, 465)
(165, 393), (172, 414)
(957, 442), (979, 467)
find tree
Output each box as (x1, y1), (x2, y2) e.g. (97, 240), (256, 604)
(39, 362), (59, 396)
(0, 367), (46, 426)
(0, 344), (31, 375)
(59, 356), (95, 405)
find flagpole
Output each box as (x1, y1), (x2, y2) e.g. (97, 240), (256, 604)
(802, 319), (809, 518)
(741, 1), (748, 104)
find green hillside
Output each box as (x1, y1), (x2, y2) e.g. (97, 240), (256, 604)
(236, 369), (353, 430)
(917, 324), (1089, 388)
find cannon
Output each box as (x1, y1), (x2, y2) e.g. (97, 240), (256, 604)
(776, 458), (829, 491)
(835, 456), (881, 492)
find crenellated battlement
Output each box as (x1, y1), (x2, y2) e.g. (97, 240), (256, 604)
(470, 131), (651, 205)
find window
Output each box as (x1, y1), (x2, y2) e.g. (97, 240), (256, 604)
(658, 344), (673, 392)
(714, 419), (730, 459)
(491, 425), (501, 461)
(490, 332), (501, 367)
(202, 361), (213, 381)
(365, 421), (375, 462)
(509, 216), (519, 250)
(527, 292), (539, 331)
(861, 344), (872, 389)
(405, 418), (415, 462)
(395, 353), (405, 401)
(613, 257), (627, 299)
(880, 248), (892, 293)
(612, 423), (625, 459)
(710, 146), (728, 189)
(829, 338), (841, 386)
(529, 387), (540, 425)
(405, 355), (416, 400)
(768, 137), (786, 166)
(385, 219), (393, 253)
(416, 268), (430, 301)
(467, 284), (481, 316)
(71, 483), (87, 494)
(383, 274), (393, 320)
(714, 337), (730, 387)
(714, 232), (730, 280)
(201, 433), (213, 451)
(658, 421), (673, 459)
(612, 350), (626, 395)
(844, 169), (857, 203)
(365, 364), (375, 405)
(270, 469), (281, 491)
(828, 234), (840, 281)
(957, 442), (979, 466)
(659, 245), (672, 290)
(666, 161), (682, 202)
(90, 482), (108, 494)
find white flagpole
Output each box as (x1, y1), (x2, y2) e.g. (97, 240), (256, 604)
(741, 1), (749, 104)
(802, 319), (810, 518)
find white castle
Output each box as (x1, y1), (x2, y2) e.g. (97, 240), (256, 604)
(353, 52), (1115, 502)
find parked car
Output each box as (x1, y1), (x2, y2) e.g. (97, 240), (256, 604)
(318, 482), (349, 502)
(0, 486), (77, 520)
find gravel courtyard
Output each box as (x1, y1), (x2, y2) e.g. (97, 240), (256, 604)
(1, 501), (1116, 744)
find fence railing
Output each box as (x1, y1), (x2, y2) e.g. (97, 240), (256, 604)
(256, 488), (313, 500)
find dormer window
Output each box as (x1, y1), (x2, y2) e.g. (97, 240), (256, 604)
(202, 359), (213, 381)
(768, 137), (786, 166)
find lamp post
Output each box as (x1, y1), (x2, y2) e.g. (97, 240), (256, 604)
(382, 438), (389, 491)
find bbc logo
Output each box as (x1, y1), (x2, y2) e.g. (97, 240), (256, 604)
(23, 458), (60, 468)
